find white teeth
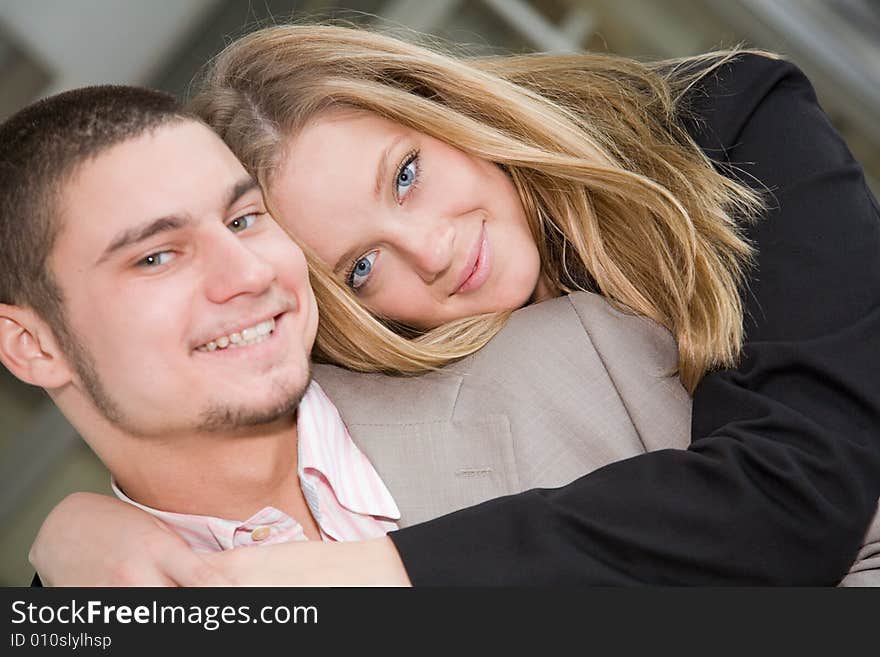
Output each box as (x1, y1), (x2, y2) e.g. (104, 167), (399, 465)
(196, 317), (276, 352)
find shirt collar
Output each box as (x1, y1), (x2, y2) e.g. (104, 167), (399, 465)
(111, 379), (399, 550)
(297, 381), (400, 520)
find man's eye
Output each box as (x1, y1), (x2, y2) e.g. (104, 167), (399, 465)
(137, 251), (173, 268)
(227, 213), (257, 233)
(347, 251), (377, 290)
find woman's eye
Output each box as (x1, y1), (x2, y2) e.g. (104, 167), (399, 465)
(347, 251), (377, 290)
(227, 213), (257, 233)
(137, 251), (174, 268)
(395, 152), (419, 201)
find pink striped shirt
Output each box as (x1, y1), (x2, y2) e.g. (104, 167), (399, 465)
(112, 381), (400, 552)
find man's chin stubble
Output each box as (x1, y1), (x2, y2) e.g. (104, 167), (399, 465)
(196, 370), (311, 433)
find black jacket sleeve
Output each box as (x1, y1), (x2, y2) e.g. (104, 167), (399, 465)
(388, 55), (880, 585)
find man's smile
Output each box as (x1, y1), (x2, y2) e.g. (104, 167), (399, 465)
(195, 316), (276, 352)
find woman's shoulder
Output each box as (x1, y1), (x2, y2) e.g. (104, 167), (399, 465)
(680, 52), (814, 156)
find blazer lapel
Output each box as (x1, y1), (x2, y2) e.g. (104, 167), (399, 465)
(342, 415), (518, 527)
(312, 364), (520, 527)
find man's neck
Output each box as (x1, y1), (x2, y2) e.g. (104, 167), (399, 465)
(100, 417), (318, 535)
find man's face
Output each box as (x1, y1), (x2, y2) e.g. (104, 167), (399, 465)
(49, 120), (318, 437)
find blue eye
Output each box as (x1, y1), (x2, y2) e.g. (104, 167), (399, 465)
(395, 152), (419, 200)
(347, 251), (377, 290)
(137, 251), (173, 268)
(227, 213), (257, 233)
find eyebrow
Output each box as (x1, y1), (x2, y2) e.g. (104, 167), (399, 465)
(373, 135), (405, 202)
(96, 176), (260, 265)
(332, 243), (362, 276)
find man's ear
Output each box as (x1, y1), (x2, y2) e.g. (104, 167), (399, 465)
(0, 304), (73, 388)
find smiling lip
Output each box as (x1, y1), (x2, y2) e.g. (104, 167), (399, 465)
(192, 312), (290, 361)
(192, 306), (291, 352)
(453, 223), (491, 295)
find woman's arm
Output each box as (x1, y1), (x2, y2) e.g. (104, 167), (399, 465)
(202, 536), (410, 586)
(30, 492), (232, 586)
(30, 493), (408, 587)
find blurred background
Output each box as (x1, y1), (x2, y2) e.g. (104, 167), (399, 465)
(1, 0), (878, 585)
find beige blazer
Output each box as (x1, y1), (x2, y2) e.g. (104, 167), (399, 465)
(313, 292), (878, 585)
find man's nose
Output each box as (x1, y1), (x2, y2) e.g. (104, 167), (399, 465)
(203, 230), (275, 303)
(394, 217), (455, 283)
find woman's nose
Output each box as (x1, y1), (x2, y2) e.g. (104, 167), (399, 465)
(394, 218), (456, 283)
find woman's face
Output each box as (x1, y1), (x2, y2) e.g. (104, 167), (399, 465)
(268, 109), (550, 330)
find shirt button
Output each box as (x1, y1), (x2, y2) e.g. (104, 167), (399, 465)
(251, 526), (271, 542)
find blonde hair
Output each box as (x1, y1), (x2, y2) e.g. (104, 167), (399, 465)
(190, 24), (766, 392)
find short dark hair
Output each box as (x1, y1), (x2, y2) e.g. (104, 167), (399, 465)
(0, 85), (189, 351)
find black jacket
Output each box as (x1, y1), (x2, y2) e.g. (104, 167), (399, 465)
(389, 54), (880, 585)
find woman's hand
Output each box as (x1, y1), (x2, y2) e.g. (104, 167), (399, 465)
(203, 536), (412, 586)
(30, 492), (233, 586)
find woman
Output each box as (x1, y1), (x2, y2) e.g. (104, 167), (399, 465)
(32, 24), (880, 584)
(193, 25), (762, 395)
